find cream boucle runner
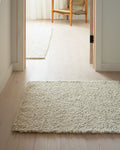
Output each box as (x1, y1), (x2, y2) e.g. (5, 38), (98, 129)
(12, 81), (120, 133)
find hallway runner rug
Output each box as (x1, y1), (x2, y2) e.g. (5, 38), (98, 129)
(12, 81), (120, 133)
(26, 22), (52, 59)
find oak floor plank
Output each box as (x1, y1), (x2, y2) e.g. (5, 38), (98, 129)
(60, 134), (87, 150)
(47, 134), (61, 150)
(106, 134), (120, 150)
(0, 73), (26, 150)
(16, 134), (35, 150)
(0, 74), (16, 150)
(34, 134), (48, 150)
(86, 135), (99, 150)
(98, 135), (114, 150)
(96, 134), (120, 150)
(4, 133), (19, 150)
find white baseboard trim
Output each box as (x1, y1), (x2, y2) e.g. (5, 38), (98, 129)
(13, 62), (24, 71)
(0, 64), (13, 94)
(97, 64), (120, 71)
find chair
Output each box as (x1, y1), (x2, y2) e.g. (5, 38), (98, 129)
(51, 0), (87, 26)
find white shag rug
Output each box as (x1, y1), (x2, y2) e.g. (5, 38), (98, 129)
(12, 81), (120, 133)
(26, 22), (52, 59)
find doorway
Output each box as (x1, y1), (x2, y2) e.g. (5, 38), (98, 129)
(24, 0), (96, 79)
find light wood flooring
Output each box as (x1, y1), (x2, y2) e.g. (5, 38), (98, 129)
(0, 20), (120, 150)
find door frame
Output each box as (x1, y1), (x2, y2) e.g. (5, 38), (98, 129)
(90, 0), (95, 67)
(15, 0), (103, 71)
(24, 0), (26, 69)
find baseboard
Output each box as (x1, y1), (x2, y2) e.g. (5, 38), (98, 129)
(0, 64), (13, 94)
(97, 64), (120, 71)
(13, 62), (24, 71)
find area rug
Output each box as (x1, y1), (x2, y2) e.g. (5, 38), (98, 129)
(26, 22), (52, 59)
(12, 81), (120, 133)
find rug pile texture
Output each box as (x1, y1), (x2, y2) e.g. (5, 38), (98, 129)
(12, 81), (120, 133)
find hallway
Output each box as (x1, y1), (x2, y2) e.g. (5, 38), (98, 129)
(0, 20), (120, 150)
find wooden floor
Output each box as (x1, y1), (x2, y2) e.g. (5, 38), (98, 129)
(0, 20), (120, 150)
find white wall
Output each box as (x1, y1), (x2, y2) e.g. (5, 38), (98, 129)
(96, 0), (120, 71)
(0, 0), (13, 93)
(102, 0), (120, 64)
(11, 0), (17, 63)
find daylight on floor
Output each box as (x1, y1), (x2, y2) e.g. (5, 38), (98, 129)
(0, 0), (120, 150)
(25, 0), (92, 80)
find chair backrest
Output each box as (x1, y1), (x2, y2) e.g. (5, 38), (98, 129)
(67, 0), (85, 7)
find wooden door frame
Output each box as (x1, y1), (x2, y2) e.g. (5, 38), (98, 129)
(90, 0), (93, 65)
(93, 0), (96, 68)
(90, 0), (96, 68)
(15, 0), (103, 71)
(24, 0), (26, 69)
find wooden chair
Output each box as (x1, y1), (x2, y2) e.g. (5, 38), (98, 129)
(51, 0), (87, 26)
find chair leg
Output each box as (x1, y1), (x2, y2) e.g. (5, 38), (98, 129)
(85, 0), (87, 23)
(70, 0), (72, 26)
(52, 0), (54, 23)
(67, 15), (69, 20)
(70, 14), (72, 26)
(52, 12), (54, 23)
(85, 13), (87, 23)
(67, 0), (69, 20)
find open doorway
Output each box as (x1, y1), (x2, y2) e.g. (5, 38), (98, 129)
(24, 0), (96, 80)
